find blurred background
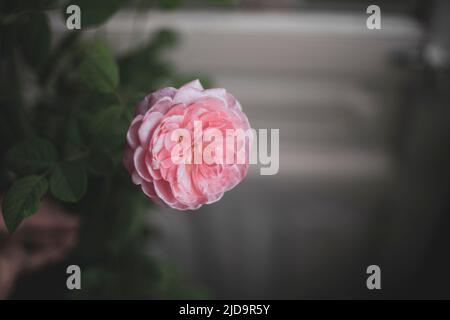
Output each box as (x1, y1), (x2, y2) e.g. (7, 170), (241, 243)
(2, 0), (450, 299)
(140, 0), (450, 299)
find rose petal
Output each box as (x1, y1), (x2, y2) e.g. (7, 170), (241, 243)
(196, 95), (227, 111)
(145, 152), (162, 180)
(138, 112), (163, 146)
(126, 115), (143, 149)
(173, 86), (203, 105)
(133, 146), (152, 182)
(181, 79), (203, 91)
(149, 96), (173, 115)
(123, 146), (135, 173)
(141, 181), (157, 198)
(135, 96), (150, 115)
(132, 171), (143, 185)
(154, 179), (177, 205)
(148, 87), (177, 107)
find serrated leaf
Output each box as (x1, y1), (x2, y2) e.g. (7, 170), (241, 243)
(6, 138), (59, 173)
(1, 175), (48, 233)
(50, 162), (87, 202)
(78, 40), (119, 93)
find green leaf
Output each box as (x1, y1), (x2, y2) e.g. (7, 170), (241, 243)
(6, 138), (59, 173)
(50, 162), (87, 202)
(90, 105), (128, 150)
(79, 40), (119, 93)
(63, 0), (123, 28)
(91, 105), (123, 134)
(17, 12), (51, 69)
(1, 176), (48, 233)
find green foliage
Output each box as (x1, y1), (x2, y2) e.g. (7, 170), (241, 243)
(5, 138), (59, 173)
(0, 0), (206, 299)
(50, 162), (87, 202)
(1, 175), (48, 232)
(79, 40), (120, 93)
(89, 104), (129, 150)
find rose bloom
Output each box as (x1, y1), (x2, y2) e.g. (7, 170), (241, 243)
(123, 80), (251, 210)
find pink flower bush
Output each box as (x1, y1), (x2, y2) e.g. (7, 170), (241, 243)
(123, 80), (251, 210)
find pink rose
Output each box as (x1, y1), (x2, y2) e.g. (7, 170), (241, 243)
(123, 80), (251, 210)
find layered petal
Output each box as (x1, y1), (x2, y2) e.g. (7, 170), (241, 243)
(123, 79), (251, 210)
